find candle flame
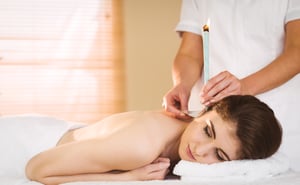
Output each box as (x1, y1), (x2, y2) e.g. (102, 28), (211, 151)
(203, 19), (210, 31)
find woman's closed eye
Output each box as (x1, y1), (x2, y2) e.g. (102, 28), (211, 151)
(215, 149), (225, 161)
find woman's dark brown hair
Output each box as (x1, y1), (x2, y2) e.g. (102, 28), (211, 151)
(208, 95), (282, 160)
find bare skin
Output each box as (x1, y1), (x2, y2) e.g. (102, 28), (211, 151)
(25, 110), (239, 185)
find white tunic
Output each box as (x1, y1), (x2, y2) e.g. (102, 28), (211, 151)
(176, 0), (300, 171)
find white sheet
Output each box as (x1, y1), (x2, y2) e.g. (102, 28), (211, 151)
(0, 114), (84, 179)
(61, 172), (300, 185)
(2, 171), (299, 185)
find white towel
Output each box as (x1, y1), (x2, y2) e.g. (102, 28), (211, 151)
(0, 114), (85, 179)
(173, 152), (290, 182)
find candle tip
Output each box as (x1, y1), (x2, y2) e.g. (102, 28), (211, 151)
(203, 24), (209, 31)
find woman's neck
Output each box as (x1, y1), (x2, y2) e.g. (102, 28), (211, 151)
(159, 112), (192, 162)
(160, 133), (182, 163)
(160, 135), (182, 172)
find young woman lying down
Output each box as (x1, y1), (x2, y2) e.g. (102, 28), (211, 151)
(25, 95), (282, 185)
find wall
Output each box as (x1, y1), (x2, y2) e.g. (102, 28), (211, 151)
(123, 0), (182, 110)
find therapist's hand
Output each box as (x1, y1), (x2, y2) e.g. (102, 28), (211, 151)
(201, 71), (244, 105)
(162, 83), (192, 120)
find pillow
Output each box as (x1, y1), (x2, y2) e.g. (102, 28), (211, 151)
(173, 152), (290, 182)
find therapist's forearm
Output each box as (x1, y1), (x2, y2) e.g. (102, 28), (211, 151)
(172, 32), (203, 88)
(241, 50), (300, 96)
(172, 53), (202, 88)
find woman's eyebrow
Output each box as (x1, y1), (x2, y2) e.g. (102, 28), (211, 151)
(206, 119), (216, 139)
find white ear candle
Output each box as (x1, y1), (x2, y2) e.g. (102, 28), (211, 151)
(202, 20), (210, 84)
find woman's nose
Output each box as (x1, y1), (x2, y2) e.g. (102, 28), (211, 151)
(194, 141), (214, 158)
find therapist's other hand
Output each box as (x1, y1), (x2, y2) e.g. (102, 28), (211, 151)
(201, 71), (243, 105)
(162, 84), (192, 120)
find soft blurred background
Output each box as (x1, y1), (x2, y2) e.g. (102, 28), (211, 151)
(0, 0), (182, 123)
(123, 0), (181, 110)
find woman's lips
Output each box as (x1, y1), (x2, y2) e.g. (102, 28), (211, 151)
(186, 145), (196, 161)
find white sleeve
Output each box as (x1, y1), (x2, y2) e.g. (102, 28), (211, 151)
(285, 0), (300, 23)
(175, 0), (205, 36)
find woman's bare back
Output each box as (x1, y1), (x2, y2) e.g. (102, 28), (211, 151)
(30, 110), (188, 176)
(58, 111), (186, 149)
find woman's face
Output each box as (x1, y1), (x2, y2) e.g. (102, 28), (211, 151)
(179, 110), (240, 164)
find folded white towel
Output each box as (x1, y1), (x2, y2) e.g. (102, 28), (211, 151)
(173, 152), (290, 182)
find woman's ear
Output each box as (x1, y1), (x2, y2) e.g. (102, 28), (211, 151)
(206, 103), (214, 112)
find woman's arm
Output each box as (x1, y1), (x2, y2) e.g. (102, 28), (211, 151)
(201, 20), (300, 104)
(26, 157), (170, 185)
(26, 125), (164, 184)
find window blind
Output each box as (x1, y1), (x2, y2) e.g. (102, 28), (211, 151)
(0, 0), (125, 123)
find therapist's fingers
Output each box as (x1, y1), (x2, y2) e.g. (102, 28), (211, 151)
(201, 71), (242, 104)
(202, 71), (228, 94)
(178, 92), (189, 114)
(162, 93), (184, 117)
(163, 87), (191, 119)
(210, 83), (240, 103)
(163, 100), (192, 120)
(201, 71), (229, 104)
(162, 94), (181, 114)
(162, 97), (191, 120)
